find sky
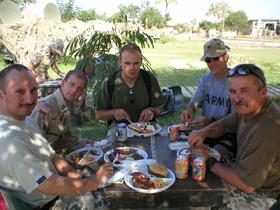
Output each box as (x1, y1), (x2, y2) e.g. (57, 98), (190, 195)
(27, 0), (280, 23)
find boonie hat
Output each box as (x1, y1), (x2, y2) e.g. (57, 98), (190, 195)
(49, 39), (64, 57)
(201, 38), (230, 61)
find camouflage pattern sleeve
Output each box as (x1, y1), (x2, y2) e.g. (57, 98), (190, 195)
(31, 101), (50, 133)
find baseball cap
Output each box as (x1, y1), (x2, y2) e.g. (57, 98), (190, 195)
(201, 38), (230, 61)
(49, 39), (64, 57)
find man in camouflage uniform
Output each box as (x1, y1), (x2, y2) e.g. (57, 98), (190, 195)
(188, 64), (280, 210)
(0, 64), (113, 209)
(30, 70), (88, 155)
(29, 39), (64, 83)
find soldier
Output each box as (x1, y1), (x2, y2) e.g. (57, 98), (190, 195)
(188, 64), (280, 209)
(95, 43), (164, 125)
(30, 70), (88, 155)
(181, 38), (236, 160)
(0, 64), (113, 209)
(29, 39), (64, 83)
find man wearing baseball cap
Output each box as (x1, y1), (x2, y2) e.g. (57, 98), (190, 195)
(181, 38), (236, 159)
(29, 39), (64, 83)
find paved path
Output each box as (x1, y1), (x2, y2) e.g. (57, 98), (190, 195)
(181, 84), (280, 98)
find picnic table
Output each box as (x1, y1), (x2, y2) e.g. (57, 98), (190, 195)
(103, 129), (228, 209)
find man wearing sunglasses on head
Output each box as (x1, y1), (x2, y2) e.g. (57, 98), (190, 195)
(188, 64), (280, 209)
(181, 38), (236, 159)
(95, 43), (164, 126)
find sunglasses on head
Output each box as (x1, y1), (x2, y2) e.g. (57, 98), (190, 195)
(129, 89), (135, 103)
(228, 68), (265, 86)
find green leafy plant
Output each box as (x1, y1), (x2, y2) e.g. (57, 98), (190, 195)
(64, 30), (154, 107)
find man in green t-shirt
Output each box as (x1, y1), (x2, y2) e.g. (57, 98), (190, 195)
(188, 64), (280, 208)
(95, 43), (164, 124)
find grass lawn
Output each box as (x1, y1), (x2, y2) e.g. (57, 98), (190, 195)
(1, 38), (280, 139)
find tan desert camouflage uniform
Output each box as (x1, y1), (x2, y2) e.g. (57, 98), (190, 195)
(49, 191), (108, 210)
(222, 183), (278, 210)
(30, 88), (80, 155)
(30, 46), (60, 82)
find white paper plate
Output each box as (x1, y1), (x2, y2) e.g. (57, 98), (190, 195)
(127, 122), (161, 137)
(124, 164), (175, 194)
(67, 146), (103, 166)
(103, 147), (148, 167)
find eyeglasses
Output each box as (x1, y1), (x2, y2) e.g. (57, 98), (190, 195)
(228, 68), (265, 86)
(129, 89), (135, 103)
(205, 56), (220, 64)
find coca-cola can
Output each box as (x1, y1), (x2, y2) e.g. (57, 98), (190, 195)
(192, 157), (206, 181)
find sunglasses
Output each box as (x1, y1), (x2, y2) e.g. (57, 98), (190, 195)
(205, 56), (220, 64)
(228, 68), (265, 86)
(129, 89), (135, 103)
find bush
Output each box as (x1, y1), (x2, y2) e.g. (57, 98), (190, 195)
(159, 35), (174, 44)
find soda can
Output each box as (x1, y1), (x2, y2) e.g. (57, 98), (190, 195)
(192, 157), (206, 181)
(177, 148), (191, 159)
(175, 154), (189, 179)
(117, 123), (127, 142)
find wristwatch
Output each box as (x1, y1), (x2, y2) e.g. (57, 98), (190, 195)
(206, 157), (218, 171)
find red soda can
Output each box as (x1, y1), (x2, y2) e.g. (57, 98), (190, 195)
(175, 149), (190, 179)
(192, 157), (206, 181)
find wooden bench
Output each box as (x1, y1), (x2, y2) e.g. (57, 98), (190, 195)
(181, 84), (280, 98)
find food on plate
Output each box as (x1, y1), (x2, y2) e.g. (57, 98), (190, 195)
(107, 147), (144, 163)
(128, 122), (159, 135)
(132, 172), (153, 189)
(179, 124), (189, 131)
(71, 152), (95, 163)
(153, 179), (168, 189)
(143, 129), (154, 134)
(116, 147), (137, 155)
(131, 172), (168, 189)
(128, 124), (143, 133)
(169, 124), (190, 141)
(78, 156), (95, 164)
(90, 149), (97, 155)
(149, 164), (168, 177)
(170, 127), (180, 141)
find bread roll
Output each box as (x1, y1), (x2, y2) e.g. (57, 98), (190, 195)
(149, 164), (168, 177)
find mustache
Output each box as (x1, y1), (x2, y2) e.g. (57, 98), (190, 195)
(234, 101), (247, 107)
(19, 103), (36, 108)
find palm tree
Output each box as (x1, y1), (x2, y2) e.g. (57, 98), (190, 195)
(206, 1), (232, 31)
(155, 0), (177, 21)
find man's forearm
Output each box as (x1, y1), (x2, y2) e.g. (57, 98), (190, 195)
(200, 118), (226, 139)
(149, 105), (162, 116)
(51, 64), (62, 76)
(211, 163), (255, 193)
(95, 109), (115, 121)
(52, 155), (80, 178)
(185, 102), (196, 112)
(38, 175), (99, 196)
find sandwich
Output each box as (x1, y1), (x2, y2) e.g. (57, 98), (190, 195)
(128, 124), (144, 133)
(149, 163), (168, 177)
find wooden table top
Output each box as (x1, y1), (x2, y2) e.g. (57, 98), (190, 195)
(103, 134), (228, 209)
